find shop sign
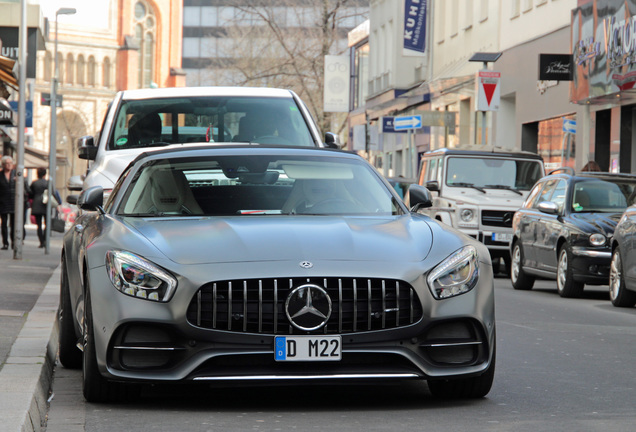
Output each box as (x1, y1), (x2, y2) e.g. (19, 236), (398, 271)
(539, 54), (573, 81)
(403, 0), (426, 56)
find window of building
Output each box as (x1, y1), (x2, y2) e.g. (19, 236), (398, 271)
(436, 0), (445, 42)
(87, 56), (96, 87)
(103, 57), (111, 89)
(450, 0), (459, 36)
(44, 51), (52, 82)
(66, 54), (75, 84)
(463, 0), (473, 29)
(57, 53), (64, 82)
(479, 0), (489, 22)
(511, 0), (520, 18)
(134, 1), (156, 88)
(77, 55), (85, 86)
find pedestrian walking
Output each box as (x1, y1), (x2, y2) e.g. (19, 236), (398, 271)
(29, 168), (61, 248)
(0, 155), (31, 250)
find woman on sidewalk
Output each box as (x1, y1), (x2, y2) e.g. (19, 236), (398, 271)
(29, 167), (61, 248)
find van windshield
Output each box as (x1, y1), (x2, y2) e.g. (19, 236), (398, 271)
(107, 96), (315, 150)
(446, 157), (543, 191)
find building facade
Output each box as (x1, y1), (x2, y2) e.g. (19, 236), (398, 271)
(31, 0), (185, 197)
(355, 0), (587, 178)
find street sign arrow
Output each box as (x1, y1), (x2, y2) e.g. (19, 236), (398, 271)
(394, 115), (422, 130)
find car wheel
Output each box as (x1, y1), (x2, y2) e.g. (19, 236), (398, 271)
(556, 244), (584, 298)
(609, 247), (636, 308)
(427, 338), (496, 399)
(510, 241), (534, 290)
(58, 260), (82, 369)
(82, 281), (139, 402)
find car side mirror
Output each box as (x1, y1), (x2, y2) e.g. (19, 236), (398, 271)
(66, 194), (78, 205)
(77, 136), (97, 160)
(324, 132), (342, 149)
(78, 186), (104, 213)
(538, 201), (559, 215)
(406, 184), (433, 211)
(425, 180), (439, 192)
(67, 174), (85, 191)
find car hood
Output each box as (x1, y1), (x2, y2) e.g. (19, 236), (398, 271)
(124, 216), (434, 265)
(440, 188), (528, 208)
(569, 212), (622, 236)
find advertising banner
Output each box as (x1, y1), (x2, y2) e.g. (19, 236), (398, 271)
(323, 55), (350, 112)
(403, 0), (427, 56)
(539, 54), (573, 81)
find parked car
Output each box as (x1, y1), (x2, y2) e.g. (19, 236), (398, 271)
(609, 205), (636, 307)
(58, 145), (496, 402)
(75, 86), (340, 200)
(416, 146), (545, 271)
(510, 168), (636, 297)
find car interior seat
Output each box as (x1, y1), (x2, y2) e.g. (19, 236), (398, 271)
(148, 169), (203, 215)
(574, 189), (590, 210)
(128, 112), (162, 147)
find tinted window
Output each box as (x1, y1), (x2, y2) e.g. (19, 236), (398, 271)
(446, 157), (543, 191)
(572, 179), (633, 212)
(117, 155), (403, 217)
(107, 96), (314, 150)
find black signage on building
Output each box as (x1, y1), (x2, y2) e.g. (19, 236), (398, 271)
(0, 27), (39, 79)
(0, 98), (15, 125)
(539, 54), (573, 81)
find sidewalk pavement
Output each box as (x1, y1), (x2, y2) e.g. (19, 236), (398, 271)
(0, 225), (64, 432)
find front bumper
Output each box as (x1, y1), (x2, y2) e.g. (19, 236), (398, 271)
(87, 262), (496, 384)
(570, 246), (612, 284)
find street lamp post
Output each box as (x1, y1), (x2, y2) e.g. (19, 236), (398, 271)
(46, 7), (76, 255)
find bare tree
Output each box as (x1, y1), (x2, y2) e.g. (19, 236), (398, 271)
(212, 0), (368, 134)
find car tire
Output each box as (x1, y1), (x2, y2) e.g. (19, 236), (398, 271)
(609, 247), (636, 308)
(556, 244), (584, 298)
(82, 281), (139, 402)
(427, 338), (496, 399)
(510, 241), (534, 290)
(58, 260), (82, 369)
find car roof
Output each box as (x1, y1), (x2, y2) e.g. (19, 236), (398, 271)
(119, 86), (296, 100)
(542, 169), (636, 182)
(129, 144), (353, 163)
(422, 146), (544, 160)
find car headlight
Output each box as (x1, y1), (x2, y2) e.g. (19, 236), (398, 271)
(106, 251), (177, 302)
(589, 233), (606, 246)
(427, 246), (479, 299)
(457, 207), (478, 228)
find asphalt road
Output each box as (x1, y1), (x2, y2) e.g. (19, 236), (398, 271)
(44, 276), (636, 432)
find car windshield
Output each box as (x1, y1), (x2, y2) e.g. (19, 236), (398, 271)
(117, 154), (403, 217)
(445, 156), (543, 191)
(571, 179), (636, 213)
(107, 96), (315, 150)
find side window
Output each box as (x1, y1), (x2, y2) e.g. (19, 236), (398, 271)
(533, 179), (558, 209)
(524, 182), (545, 208)
(429, 157), (438, 182)
(435, 157), (443, 184)
(418, 159), (428, 185)
(550, 180), (567, 213)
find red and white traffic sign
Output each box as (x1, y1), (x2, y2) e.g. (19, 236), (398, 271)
(476, 70), (500, 111)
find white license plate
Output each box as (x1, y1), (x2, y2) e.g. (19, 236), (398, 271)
(275, 336), (341, 361)
(492, 232), (512, 242)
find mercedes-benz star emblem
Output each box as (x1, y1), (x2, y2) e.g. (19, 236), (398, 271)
(299, 261), (313, 269)
(285, 284), (332, 331)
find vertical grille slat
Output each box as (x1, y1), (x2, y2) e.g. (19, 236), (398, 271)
(187, 277), (422, 335)
(367, 279), (372, 330)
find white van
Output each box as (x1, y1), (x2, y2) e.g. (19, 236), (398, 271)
(416, 146), (545, 270)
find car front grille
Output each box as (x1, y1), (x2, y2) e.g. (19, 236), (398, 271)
(186, 277), (423, 335)
(481, 210), (514, 228)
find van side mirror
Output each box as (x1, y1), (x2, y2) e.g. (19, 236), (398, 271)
(77, 136), (97, 160)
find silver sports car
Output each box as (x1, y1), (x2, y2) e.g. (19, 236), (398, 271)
(58, 145), (496, 402)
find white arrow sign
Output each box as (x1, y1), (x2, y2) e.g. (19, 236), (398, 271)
(394, 115), (422, 130)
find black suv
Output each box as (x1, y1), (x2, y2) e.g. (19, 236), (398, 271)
(510, 168), (636, 297)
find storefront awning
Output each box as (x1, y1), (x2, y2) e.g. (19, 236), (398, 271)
(0, 55), (18, 91)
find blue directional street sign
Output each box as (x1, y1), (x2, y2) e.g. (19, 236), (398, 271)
(394, 115), (422, 131)
(562, 118), (576, 134)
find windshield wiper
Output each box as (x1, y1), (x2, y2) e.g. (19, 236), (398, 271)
(121, 212), (166, 217)
(451, 182), (486, 193)
(484, 184), (523, 195)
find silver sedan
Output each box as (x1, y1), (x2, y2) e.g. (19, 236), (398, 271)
(58, 145), (496, 402)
